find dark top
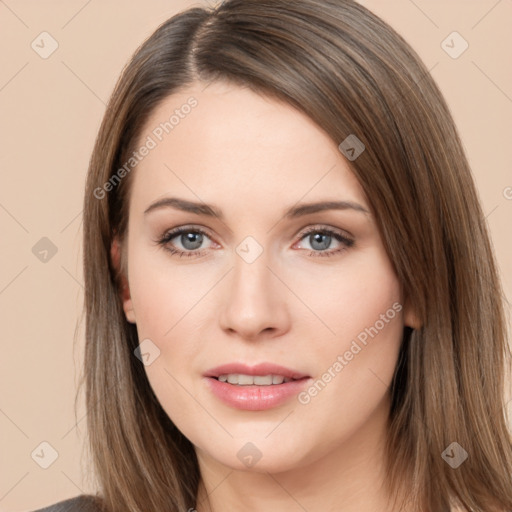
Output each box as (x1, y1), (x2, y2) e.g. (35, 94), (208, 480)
(29, 495), (103, 512)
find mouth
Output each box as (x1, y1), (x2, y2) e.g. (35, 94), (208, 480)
(203, 363), (311, 410)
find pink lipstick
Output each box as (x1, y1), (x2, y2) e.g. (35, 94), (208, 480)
(203, 363), (311, 411)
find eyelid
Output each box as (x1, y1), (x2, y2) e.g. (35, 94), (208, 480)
(293, 225), (355, 253)
(157, 224), (218, 247)
(295, 223), (353, 240)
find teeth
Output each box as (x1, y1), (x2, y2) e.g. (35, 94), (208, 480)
(217, 374), (293, 385)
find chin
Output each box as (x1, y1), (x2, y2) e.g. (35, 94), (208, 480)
(196, 435), (317, 474)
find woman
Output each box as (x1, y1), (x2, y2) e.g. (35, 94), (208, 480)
(32, 0), (512, 511)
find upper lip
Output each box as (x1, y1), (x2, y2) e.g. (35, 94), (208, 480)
(204, 363), (309, 380)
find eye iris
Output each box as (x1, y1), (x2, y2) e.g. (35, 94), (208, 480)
(182, 232), (203, 250)
(310, 233), (331, 250)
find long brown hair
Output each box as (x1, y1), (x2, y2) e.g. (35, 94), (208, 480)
(80, 1), (512, 510)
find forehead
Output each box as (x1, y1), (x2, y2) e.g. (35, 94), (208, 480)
(129, 80), (367, 213)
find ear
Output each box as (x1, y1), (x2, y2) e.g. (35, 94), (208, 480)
(402, 297), (421, 330)
(110, 237), (136, 324)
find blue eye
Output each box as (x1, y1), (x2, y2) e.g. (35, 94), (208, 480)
(156, 225), (354, 259)
(156, 226), (212, 258)
(296, 227), (354, 258)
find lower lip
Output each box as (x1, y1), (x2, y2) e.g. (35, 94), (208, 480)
(204, 377), (311, 411)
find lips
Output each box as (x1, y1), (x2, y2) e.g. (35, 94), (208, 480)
(203, 362), (311, 411)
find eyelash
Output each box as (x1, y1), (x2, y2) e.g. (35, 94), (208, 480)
(155, 225), (354, 259)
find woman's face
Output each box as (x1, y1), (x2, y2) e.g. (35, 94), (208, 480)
(114, 80), (417, 474)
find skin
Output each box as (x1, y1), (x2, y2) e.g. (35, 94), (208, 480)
(112, 80), (419, 512)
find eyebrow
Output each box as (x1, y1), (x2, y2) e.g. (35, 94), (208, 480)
(144, 197), (370, 219)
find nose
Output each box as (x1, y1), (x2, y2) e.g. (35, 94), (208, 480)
(218, 247), (291, 341)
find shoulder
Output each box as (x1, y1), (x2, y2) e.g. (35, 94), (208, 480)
(28, 494), (104, 512)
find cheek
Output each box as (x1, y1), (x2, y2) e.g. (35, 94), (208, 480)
(291, 248), (402, 348)
(128, 243), (212, 342)
(293, 249), (404, 404)
(127, 245), (215, 418)
(333, 273), (402, 346)
(128, 256), (206, 428)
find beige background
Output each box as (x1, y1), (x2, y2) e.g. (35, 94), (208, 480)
(0, 0), (511, 510)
